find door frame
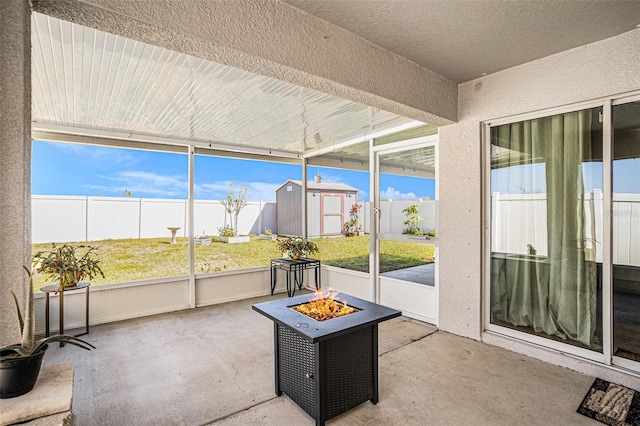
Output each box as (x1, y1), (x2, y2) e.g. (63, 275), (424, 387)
(481, 91), (640, 370)
(370, 135), (439, 324)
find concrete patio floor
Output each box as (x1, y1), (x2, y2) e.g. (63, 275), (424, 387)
(41, 291), (598, 425)
(380, 263), (435, 286)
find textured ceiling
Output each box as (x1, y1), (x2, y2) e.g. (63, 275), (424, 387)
(282, 0), (640, 83)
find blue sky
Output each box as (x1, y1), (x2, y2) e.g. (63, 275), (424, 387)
(491, 160), (640, 194)
(32, 141), (436, 201)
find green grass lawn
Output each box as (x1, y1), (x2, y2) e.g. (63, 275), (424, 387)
(32, 235), (434, 290)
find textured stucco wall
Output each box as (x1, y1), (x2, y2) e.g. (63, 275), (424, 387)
(33, 0), (457, 127)
(438, 28), (640, 346)
(0, 0), (32, 347)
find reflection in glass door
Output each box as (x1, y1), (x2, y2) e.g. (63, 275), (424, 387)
(613, 101), (640, 365)
(487, 106), (604, 355)
(374, 141), (438, 324)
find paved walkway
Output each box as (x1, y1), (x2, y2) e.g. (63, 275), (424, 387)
(381, 263), (435, 286)
(42, 292), (599, 425)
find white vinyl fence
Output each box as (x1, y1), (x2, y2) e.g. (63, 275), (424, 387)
(32, 195), (277, 243)
(33, 197), (438, 243)
(361, 200), (437, 235)
(492, 190), (640, 266)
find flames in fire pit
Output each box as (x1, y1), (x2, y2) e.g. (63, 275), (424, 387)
(292, 289), (358, 321)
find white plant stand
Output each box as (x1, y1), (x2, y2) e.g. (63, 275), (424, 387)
(259, 234), (278, 240)
(220, 235), (250, 244)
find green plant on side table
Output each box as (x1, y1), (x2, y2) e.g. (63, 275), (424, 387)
(0, 267), (95, 399)
(276, 236), (319, 260)
(32, 243), (105, 289)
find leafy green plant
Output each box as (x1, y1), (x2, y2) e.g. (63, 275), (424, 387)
(1, 267), (95, 359)
(276, 236), (319, 259)
(402, 204), (424, 235)
(343, 218), (356, 235)
(343, 203), (361, 235)
(264, 227), (272, 236)
(217, 225), (236, 237)
(33, 243), (105, 289)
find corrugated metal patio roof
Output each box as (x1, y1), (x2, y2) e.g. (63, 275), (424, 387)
(30, 12), (427, 159)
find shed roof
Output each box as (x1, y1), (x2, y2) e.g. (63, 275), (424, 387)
(276, 179), (358, 193)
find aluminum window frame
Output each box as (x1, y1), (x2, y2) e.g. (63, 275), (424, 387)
(480, 93), (640, 365)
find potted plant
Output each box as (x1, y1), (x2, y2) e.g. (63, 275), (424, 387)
(32, 243), (105, 289)
(218, 225), (250, 244)
(0, 267), (95, 399)
(401, 204), (424, 235)
(259, 227), (278, 240)
(276, 236), (319, 260)
(344, 204), (361, 236)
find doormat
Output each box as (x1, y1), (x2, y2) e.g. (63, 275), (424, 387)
(577, 378), (640, 425)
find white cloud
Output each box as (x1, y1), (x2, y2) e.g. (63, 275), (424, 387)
(246, 182), (281, 201)
(195, 180), (280, 201)
(50, 143), (141, 169)
(87, 170), (187, 197)
(196, 181), (233, 198)
(380, 186), (420, 201)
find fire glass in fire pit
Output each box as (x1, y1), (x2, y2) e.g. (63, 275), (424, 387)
(292, 290), (359, 321)
(252, 291), (401, 426)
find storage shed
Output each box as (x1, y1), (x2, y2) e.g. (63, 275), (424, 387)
(276, 177), (359, 237)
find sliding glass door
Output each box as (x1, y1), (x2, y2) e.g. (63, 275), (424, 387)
(488, 106), (604, 354)
(612, 101), (640, 366)
(487, 95), (640, 369)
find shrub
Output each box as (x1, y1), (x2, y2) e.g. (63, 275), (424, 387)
(402, 204), (424, 235)
(217, 225), (236, 237)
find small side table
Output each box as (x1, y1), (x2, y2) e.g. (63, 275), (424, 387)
(270, 258), (321, 297)
(41, 282), (90, 347)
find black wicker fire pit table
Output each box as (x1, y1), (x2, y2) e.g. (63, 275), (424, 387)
(252, 292), (401, 426)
